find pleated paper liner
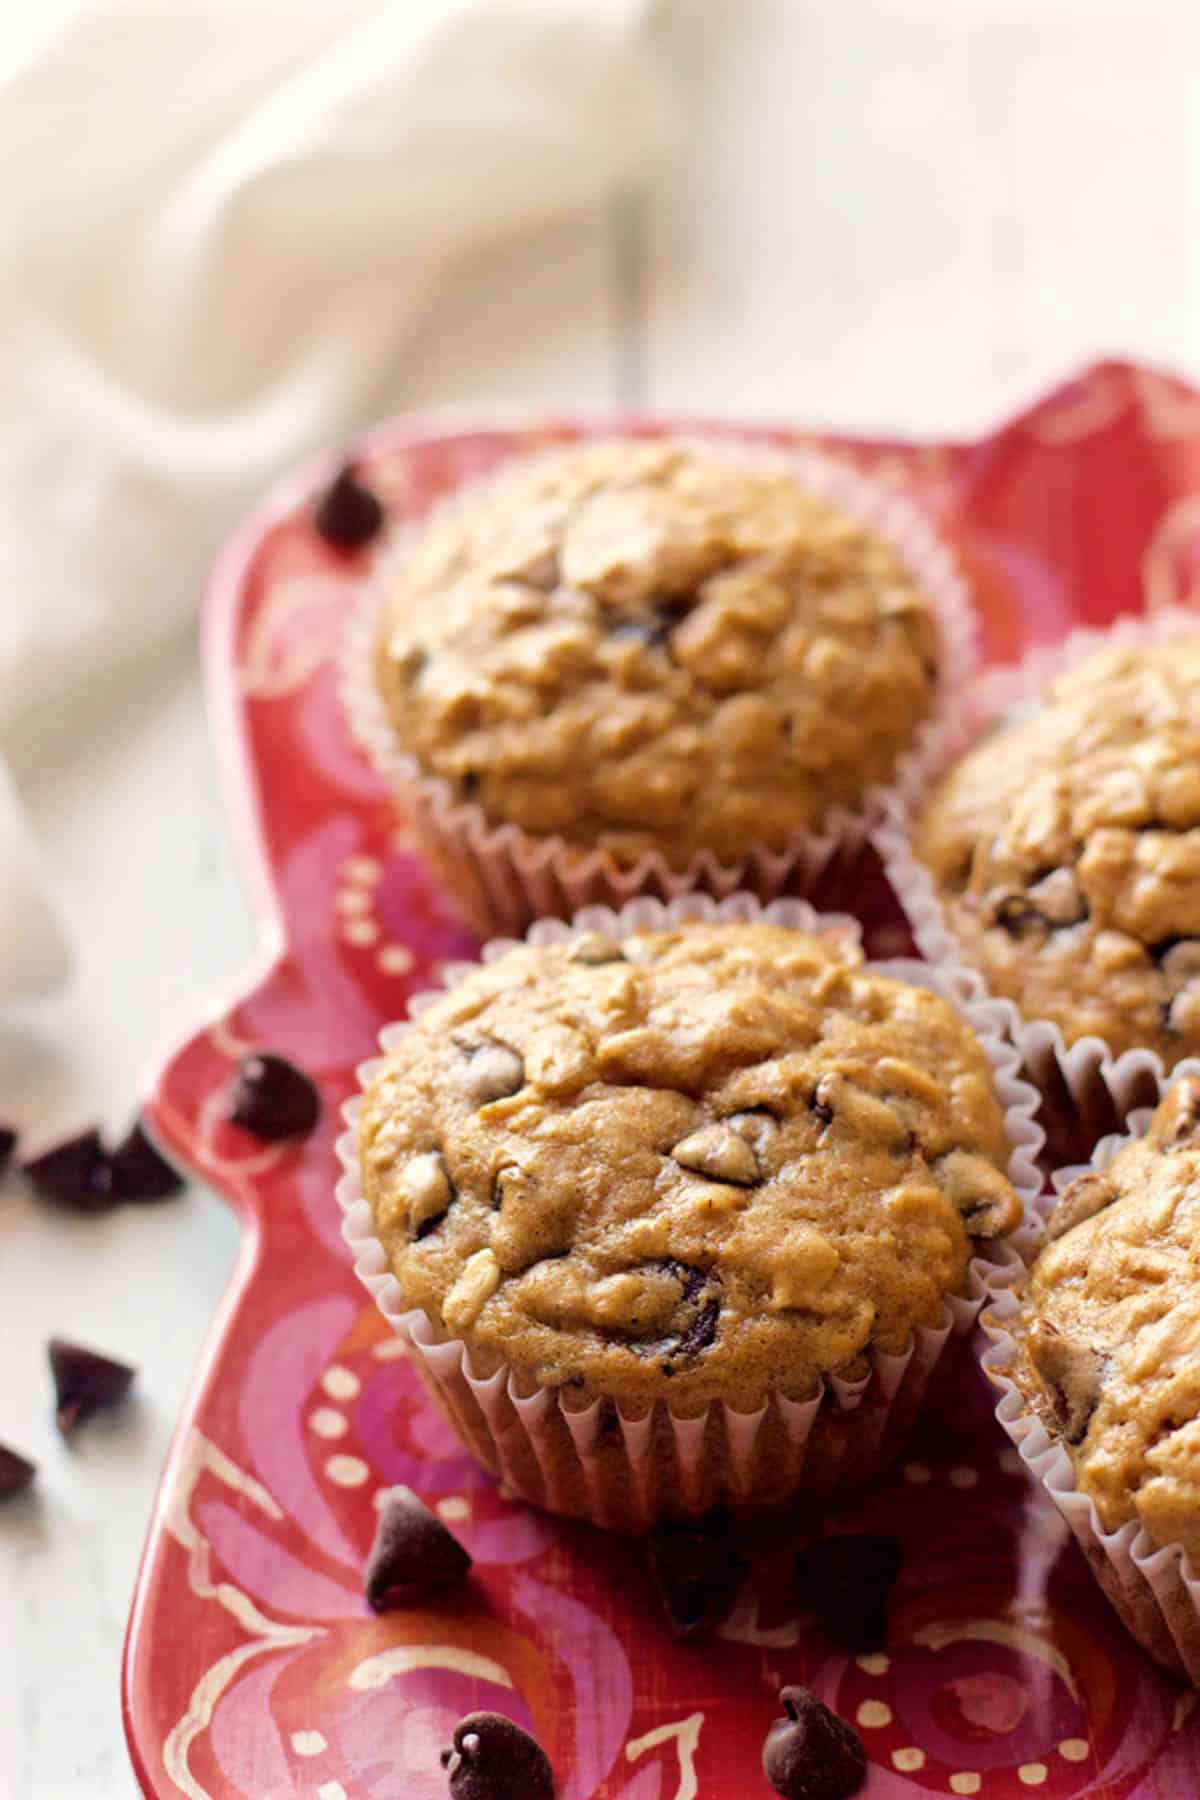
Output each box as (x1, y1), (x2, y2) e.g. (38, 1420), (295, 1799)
(337, 890), (1044, 1534)
(979, 1064), (1200, 1683)
(341, 438), (979, 935)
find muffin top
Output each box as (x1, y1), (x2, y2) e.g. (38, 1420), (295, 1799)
(357, 921), (1019, 1413)
(1018, 1078), (1200, 1564)
(375, 441), (939, 869)
(916, 642), (1200, 1063)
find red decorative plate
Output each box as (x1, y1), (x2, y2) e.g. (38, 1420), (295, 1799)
(126, 364), (1200, 1800)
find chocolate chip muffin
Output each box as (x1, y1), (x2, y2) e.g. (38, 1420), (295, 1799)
(915, 642), (1200, 1065)
(354, 919), (1022, 1523)
(374, 441), (940, 873)
(1017, 1077), (1200, 1567)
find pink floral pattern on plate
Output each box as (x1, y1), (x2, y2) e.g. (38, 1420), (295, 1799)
(129, 369), (1200, 1798)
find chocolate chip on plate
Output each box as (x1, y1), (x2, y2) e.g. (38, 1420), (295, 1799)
(313, 462), (385, 550)
(49, 1337), (136, 1436)
(365, 1485), (472, 1612)
(763, 1686), (867, 1800)
(108, 1120), (185, 1202)
(441, 1712), (555, 1800)
(22, 1129), (112, 1213)
(230, 1053), (321, 1141)
(646, 1510), (744, 1638)
(794, 1532), (901, 1652)
(0, 1443), (36, 1499)
(0, 1126), (16, 1175)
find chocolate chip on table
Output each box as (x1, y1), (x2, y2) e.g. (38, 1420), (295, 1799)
(108, 1121), (185, 1202)
(0, 1126), (16, 1175)
(0, 1443), (36, 1499)
(365, 1485), (472, 1611)
(441, 1711), (555, 1800)
(455, 1037), (525, 1107)
(794, 1533), (901, 1653)
(22, 1129), (112, 1213)
(230, 1053), (321, 1141)
(646, 1511), (744, 1638)
(48, 1337), (136, 1436)
(312, 462), (384, 550)
(762, 1686), (867, 1800)
(1027, 1319), (1105, 1446)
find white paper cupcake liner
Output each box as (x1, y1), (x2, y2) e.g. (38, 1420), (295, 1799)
(874, 605), (1200, 1164)
(979, 1065), (1200, 1682)
(336, 890), (1044, 1533)
(340, 436), (979, 935)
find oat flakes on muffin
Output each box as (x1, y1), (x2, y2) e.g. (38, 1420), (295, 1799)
(1018, 1076), (1200, 1568)
(915, 642), (1200, 1066)
(354, 920), (1022, 1525)
(374, 441), (941, 874)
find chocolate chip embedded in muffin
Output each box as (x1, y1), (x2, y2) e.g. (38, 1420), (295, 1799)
(915, 643), (1200, 1066)
(358, 922), (1019, 1426)
(375, 441), (941, 870)
(1026, 1320), (1106, 1445)
(1015, 1078), (1200, 1564)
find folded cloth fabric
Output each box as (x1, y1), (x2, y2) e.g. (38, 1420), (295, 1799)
(0, 0), (669, 1001)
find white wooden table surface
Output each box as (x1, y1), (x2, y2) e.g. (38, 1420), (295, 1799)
(3, 2), (1200, 1794)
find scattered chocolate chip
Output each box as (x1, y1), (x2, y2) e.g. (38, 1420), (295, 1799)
(794, 1533), (901, 1653)
(671, 1121), (759, 1187)
(646, 1511), (744, 1637)
(1045, 1171), (1115, 1241)
(22, 1129), (112, 1213)
(230, 1053), (321, 1141)
(455, 1037), (525, 1107)
(48, 1337), (135, 1435)
(762, 1686), (866, 1800)
(313, 462), (384, 550)
(441, 1712), (555, 1800)
(0, 1126), (16, 1175)
(108, 1120), (185, 1202)
(0, 1443), (36, 1499)
(365, 1485), (472, 1611)
(1027, 1320), (1106, 1445)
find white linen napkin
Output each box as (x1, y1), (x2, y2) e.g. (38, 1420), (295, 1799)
(0, 0), (669, 1001)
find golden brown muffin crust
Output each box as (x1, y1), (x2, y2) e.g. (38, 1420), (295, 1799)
(916, 643), (1200, 1063)
(1019, 1078), (1200, 1564)
(358, 922), (1019, 1413)
(376, 442), (938, 868)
